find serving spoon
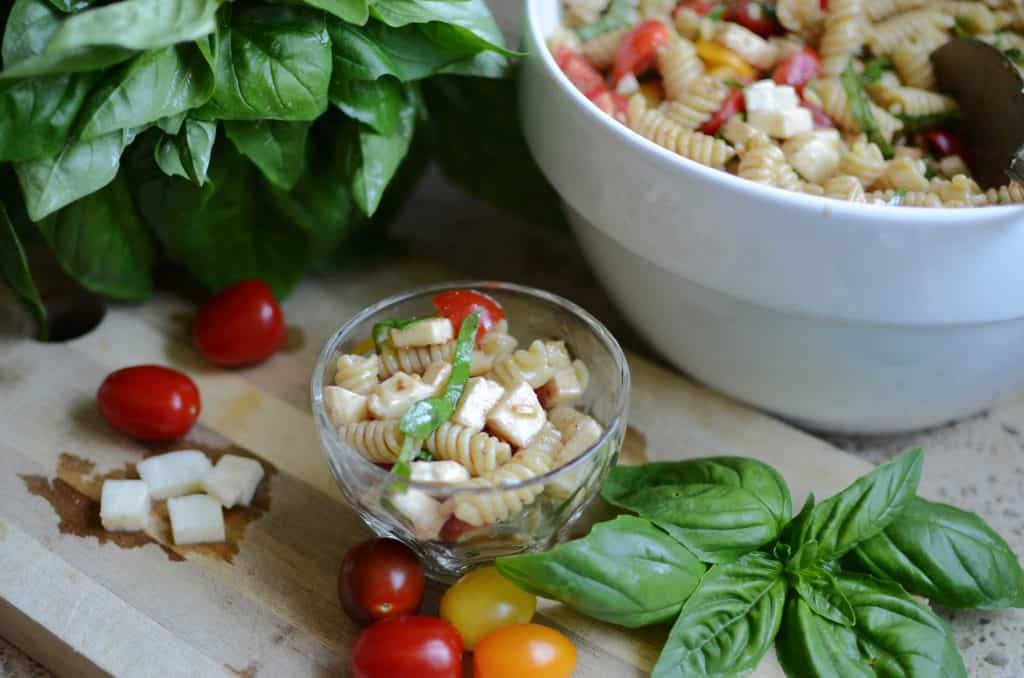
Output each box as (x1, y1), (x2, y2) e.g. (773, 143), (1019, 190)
(932, 38), (1024, 189)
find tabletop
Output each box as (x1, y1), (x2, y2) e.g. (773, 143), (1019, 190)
(3, 2), (1024, 677)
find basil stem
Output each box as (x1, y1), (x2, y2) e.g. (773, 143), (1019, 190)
(840, 61), (894, 159)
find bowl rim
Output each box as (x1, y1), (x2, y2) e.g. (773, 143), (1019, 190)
(523, 0), (1023, 222)
(310, 280), (631, 496)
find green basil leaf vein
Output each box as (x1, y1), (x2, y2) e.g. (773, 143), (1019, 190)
(225, 119), (311, 190)
(790, 565), (856, 627)
(497, 516), (706, 628)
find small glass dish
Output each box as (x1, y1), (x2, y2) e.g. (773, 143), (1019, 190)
(311, 281), (630, 580)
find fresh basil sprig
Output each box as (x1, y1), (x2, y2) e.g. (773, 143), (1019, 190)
(840, 60), (894, 159)
(499, 448), (1022, 677)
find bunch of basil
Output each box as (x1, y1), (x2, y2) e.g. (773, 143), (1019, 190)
(0, 0), (517, 334)
(497, 450), (1024, 677)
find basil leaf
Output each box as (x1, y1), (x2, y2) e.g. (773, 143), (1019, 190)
(790, 566), (856, 627)
(76, 42), (215, 141)
(0, 72), (97, 162)
(45, 0), (220, 53)
(0, 201), (47, 338)
(846, 497), (1024, 609)
(652, 552), (786, 678)
(0, 0), (132, 80)
(225, 120), (311, 190)
(370, 0), (515, 56)
(896, 111), (962, 133)
(331, 75), (404, 136)
(136, 140), (309, 297)
(352, 85), (417, 215)
(14, 127), (134, 221)
(840, 61), (893, 158)
(777, 573), (967, 678)
(497, 516), (706, 628)
(577, 0), (636, 41)
(45, 0), (93, 12)
(37, 175), (153, 300)
(154, 118), (216, 186)
(603, 456), (792, 533)
(200, 4), (330, 121)
(788, 448), (923, 565)
(301, 0), (368, 25)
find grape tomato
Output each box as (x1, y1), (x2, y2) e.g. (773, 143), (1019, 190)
(351, 616), (462, 678)
(432, 289), (505, 342)
(612, 20), (672, 84)
(338, 538), (424, 625)
(728, 1), (783, 37)
(194, 279), (285, 367)
(440, 567), (537, 650)
(772, 47), (824, 93)
(473, 624), (576, 678)
(97, 365), (200, 441)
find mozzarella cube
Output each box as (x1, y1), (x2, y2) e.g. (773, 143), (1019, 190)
(716, 24), (779, 70)
(390, 318), (453, 348)
(784, 130), (842, 183)
(99, 480), (151, 532)
(486, 381), (546, 449)
(167, 494), (225, 545)
(537, 361), (587, 409)
(744, 80), (799, 113)
(368, 372), (435, 419)
(324, 385), (369, 427)
(410, 460), (471, 484)
(201, 455), (266, 508)
(545, 408), (606, 499)
(542, 340), (572, 368)
(748, 107), (813, 139)
(389, 488), (448, 541)
(137, 450), (212, 500)
(421, 361), (453, 397)
(452, 377), (505, 432)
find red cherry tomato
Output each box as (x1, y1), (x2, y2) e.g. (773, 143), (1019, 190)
(432, 289), (505, 343)
(925, 129), (969, 162)
(802, 101), (835, 129)
(439, 516), (477, 543)
(820, 0), (829, 9)
(351, 616), (463, 678)
(728, 1), (783, 36)
(773, 46), (824, 93)
(554, 47), (605, 97)
(590, 89), (629, 118)
(339, 538), (425, 625)
(97, 365), (200, 441)
(193, 279), (285, 367)
(674, 0), (723, 18)
(473, 624), (576, 678)
(612, 20), (672, 84)
(700, 88), (745, 136)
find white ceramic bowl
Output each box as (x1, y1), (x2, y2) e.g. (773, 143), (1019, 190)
(520, 0), (1024, 434)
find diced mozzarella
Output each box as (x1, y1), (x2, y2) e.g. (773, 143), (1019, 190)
(137, 450), (212, 500)
(201, 455), (266, 508)
(537, 361), (587, 409)
(486, 381), (546, 449)
(421, 361), (453, 397)
(616, 72), (639, 96)
(748, 107), (813, 139)
(324, 385), (369, 427)
(410, 460), (471, 484)
(545, 408), (606, 499)
(389, 488), (448, 541)
(744, 79), (799, 113)
(167, 494), (225, 545)
(716, 24), (779, 70)
(367, 372), (436, 419)
(390, 318), (453, 348)
(783, 130), (841, 183)
(542, 340), (572, 368)
(99, 480), (151, 532)
(452, 377), (505, 432)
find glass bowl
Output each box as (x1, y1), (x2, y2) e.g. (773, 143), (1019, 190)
(311, 281), (630, 580)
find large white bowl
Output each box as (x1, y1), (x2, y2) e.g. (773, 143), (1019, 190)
(520, 0), (1024, 434)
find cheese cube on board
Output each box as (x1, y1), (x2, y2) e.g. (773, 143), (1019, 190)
(389, 488), (448, 541)
(487, 381), (546, 448)
(390, 318), (453, 348)
(201, 455), (266, 508)
(410, 460), (471, 484)
(167, 495), (225, 545)
(324, 385), (369, 427)
(137, 450), (212, 500)
(100, 480), (151, 532)
(452, 377), (505, 432)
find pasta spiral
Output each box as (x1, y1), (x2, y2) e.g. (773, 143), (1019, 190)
(564, 0), (611, 28)
(674, 7), (719, 42)
(805, 78), (903, 142)
(339, 420), (407, 462)
(778, 0), (826, 38)
(722, 117), (773, 155)
(582, 28), (627, 69)
(868, 189), (943, 206)
(491, 339), (556, 388)
(627, 94), (736, 168)
(379, 342), (495, 379)
(824, 174), (868, 201)
(335, 354), (379, 394)
(663, 76), (731, 128)
(424, 422), (513, 475)
(867, 8), (954, 55)
(839, 137), (888, 187)
(657, 38), (705, 101)
(985, 182), (1024, 204)
(820, 0), (866, 75)
(891, 42), (937, 89)
(639, 0), (676, 19)
(870, 86), (958, 116)
(863, 0), (928, 21)
(739, 144), (806, 191)
(878, 156), (930, 191)
(940, 1), (998, 32)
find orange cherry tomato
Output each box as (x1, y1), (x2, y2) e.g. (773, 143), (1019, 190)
(473, 624), (576, 678)
(440, 567), (536, 650)
(612, 20), (672, 84)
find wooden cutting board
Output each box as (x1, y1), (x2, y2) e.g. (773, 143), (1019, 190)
(1, 260), (891, 678)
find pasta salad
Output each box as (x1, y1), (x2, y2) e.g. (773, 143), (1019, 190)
(553, 0), (1024, 207)
(324, 288), (605, 542)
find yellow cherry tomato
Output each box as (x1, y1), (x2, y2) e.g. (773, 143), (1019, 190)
(695, 41), (757, 80)
(473, 624), (576, 678)
(439, 566), (536, 650)
(351, 337), (376, 355)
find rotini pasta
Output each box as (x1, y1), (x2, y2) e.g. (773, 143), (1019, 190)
(339, 420), (408, 462)
(491, 339), (556, 388)
(878, 156), (931, 191)
(628, 94), (736, 168)
(824, 174), (868, 201)
(840, 137), (888, 186)
(581, 27), (627, 69)
(891, 42), (937, 89)
(663, 76), (731, 128)
(335, 353), (379, 394)
(778, 0), (826, 39)
(867, 8), (954, 55)
(674, 7), (719, 42)
(870, 86), (959, 116)
(425, 422), (513, 475)
(564, 0), (611, 28)
(657, 38), (705, 101)
(864, 0), (929, 21)
(821, 0), (866, 75)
